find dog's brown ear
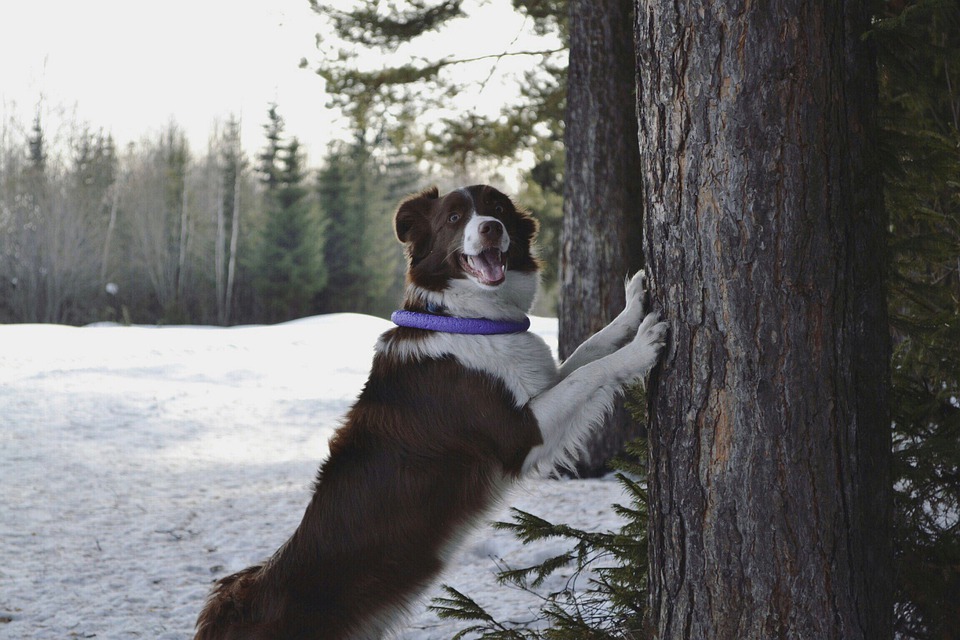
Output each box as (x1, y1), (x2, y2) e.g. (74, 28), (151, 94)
(515, 206), (539, 244)
(395, 186), (439, 247)
(507, 206), (541, 273)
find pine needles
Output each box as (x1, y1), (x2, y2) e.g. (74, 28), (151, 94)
(429, 437), (651, 640)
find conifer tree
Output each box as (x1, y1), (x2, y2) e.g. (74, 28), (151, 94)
(872, 2), (960, 636)
(315, 140), (369, 313)
(258, 105), (284, 190)
(254, 109), (325, 323)
(305, 0), (565, 169)
(315, 134), (418, 317)
(163, 126), (190, 320)
(12, 110), (50, 321)
(27, 112), (46, 174)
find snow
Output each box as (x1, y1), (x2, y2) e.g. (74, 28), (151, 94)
(0, 314), (627, 639)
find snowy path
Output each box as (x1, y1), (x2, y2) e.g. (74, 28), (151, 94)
(0, 315), (626, 639)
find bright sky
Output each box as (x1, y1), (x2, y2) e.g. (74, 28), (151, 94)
(1, 0), (343, 164)
(0, 0), (555, 167)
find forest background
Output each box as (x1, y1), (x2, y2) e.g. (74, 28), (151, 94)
(0, 0), (564, 327)
(1, 0), (958, 638)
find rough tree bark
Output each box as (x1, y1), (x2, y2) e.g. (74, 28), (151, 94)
(560, 0), (643, 475)
(635, 1), (892, 638)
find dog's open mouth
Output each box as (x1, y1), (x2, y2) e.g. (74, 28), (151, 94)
(460, 248), (507, 286)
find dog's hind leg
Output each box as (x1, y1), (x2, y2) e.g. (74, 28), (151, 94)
(523, 312), (668, 474)
(558, 271), (650, 379)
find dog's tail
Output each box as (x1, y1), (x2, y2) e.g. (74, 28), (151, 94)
(194, 564), (266, 640)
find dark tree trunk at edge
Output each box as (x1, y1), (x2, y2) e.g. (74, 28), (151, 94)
(560, 0), (643, 476)
(635, 0), (893, 638)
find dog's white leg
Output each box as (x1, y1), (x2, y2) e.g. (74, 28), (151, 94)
(524, 311), (668, 474)
(558, 271), (649, 380)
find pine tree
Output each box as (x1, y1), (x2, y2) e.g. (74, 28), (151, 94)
(163, 125), (190, 321)
(360, 140), (420, 317)
(315, 140), (369, 313)
(254, 111), (326, 323)
(258, 104), (284, 190)
(872, 2), (960, 637)
(12, 110), (50, 322)
(315, 134), (418, 317)
(638, 0), (891, 635)
(519, 134), (564, 316)
(306, 0), (564, 169)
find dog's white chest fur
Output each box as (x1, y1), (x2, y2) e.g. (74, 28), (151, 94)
(377, 330), (558, 407)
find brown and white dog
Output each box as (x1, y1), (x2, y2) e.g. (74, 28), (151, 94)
(194, 185), (668, 640)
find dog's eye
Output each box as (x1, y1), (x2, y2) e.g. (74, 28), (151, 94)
(494, 203), (504, 215)
(448, 213), (461, 223)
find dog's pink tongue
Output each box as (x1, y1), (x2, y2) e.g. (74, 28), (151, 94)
(474, 250), (505, 284)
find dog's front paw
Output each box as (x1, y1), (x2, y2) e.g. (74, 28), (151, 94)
(623, 270), (647, 315)
(631, 311), (669, 370)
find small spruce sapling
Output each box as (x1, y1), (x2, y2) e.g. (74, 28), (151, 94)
(430, 385), (652, 639)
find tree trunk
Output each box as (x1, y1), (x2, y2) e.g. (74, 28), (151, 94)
(560, 0), (643, 476)
(635, 1), (892, 638)
(215, 154), (227, 325)
(177, 173), (189, 304)
(101, 177), (121, 283)
(225, 146), (241, 325)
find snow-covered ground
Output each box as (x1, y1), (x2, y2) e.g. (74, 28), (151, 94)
(0, 314), (627, 639)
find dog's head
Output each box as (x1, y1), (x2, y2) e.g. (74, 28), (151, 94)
(395, 185), (540, 292)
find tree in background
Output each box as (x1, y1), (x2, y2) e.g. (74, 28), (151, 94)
(316, 133), (418, 317)
(559, 0), (643, 475)
(165, 126), (191, 319)
(316, 140), (370, 314)
(213, 116), (245, 325)
(872, 2), (960, 637)
(517, 138), (563, 316)
(0, 117), (21, 320)
(254, 107), (326, 323)
(0, 111), (114, 323)
(0, 103), (416, 327)
(307, 0), (564, 175)
(121, 124), (193, 322)
(68, 128), (120, 290)
(67, 128), (118, 318)
(2, 111), (51, 321)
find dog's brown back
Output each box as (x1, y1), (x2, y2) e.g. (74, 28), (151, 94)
(194, 351), (542, 640)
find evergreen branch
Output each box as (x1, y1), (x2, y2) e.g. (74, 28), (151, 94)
(494, 508), (615, 548)
(429, 586), (530, 639)
(310, 0), (466, 48)
(497, 551), (577, 589)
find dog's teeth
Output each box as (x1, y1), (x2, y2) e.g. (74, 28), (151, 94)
(464, 249), (506, 285)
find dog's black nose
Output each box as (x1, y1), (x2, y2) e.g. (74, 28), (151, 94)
(479, 220), (503, 241)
